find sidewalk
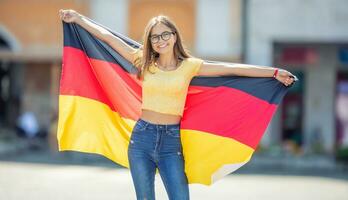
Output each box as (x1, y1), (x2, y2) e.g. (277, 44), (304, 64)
(1, 129), (348, 178)
(239, 152), (348, 180)
(0, 128), (33, 157)
(2, 161), (347, 200)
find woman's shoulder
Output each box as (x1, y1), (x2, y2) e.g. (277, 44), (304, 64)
(184, 57), (204, 66)
(133, 48), (143, 58)
(131, 48), (143, 65)
(183, 57), (204, 76)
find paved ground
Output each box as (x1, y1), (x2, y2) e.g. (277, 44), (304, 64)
(1, 160), (348, 200)
(1, 135), (348, 200)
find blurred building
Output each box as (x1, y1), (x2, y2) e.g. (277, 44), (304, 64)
(244, 0), (348, 156)
(0, 0), (347, 156)
(0, 1), (89, 132)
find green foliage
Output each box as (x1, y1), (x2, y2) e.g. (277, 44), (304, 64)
(336, 147), (348, 162)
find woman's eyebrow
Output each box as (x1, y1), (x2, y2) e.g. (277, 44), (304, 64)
(151, 31), (170, 35)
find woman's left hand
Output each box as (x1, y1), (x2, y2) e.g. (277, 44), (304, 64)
(275, 69), (296, 87)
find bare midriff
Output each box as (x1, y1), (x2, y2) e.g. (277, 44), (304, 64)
(140, 109), (181, 125)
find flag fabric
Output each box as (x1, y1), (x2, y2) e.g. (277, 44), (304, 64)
(58, 20), (290, 185)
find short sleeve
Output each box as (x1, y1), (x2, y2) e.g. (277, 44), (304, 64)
(189, 57), (204, 77)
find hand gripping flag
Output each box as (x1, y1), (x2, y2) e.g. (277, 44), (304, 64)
(58, 20), (293, 185)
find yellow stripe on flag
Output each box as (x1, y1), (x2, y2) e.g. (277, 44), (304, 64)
(57, 95), (135, 167)
(57, 95), (254, 185)
(181, 129), (254, 185)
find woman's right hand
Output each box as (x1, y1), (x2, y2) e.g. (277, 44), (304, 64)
(59, 9), (81, 23)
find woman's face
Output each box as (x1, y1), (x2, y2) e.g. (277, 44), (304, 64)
(150, 23), (176, 55)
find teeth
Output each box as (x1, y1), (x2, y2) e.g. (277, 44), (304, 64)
(158, 44), (167, 48)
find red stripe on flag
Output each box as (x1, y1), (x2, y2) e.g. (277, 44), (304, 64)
(182, 86), (277, 149)
(60, 46), (142, 120)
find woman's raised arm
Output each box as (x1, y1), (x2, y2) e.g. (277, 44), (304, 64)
(59, 9), (139, 64)
(197, 62), (296, 87)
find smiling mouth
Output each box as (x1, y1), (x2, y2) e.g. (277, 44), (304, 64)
(157, 44), (168, 48)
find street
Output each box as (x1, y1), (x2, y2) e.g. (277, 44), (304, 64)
(1, 161), (347, 200)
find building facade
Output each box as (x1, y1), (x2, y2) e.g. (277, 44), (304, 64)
(245, 0), (348, 155)
(1, 0), (347, 156)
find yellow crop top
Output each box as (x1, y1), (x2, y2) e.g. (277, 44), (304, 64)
(133, 49), (203, 116)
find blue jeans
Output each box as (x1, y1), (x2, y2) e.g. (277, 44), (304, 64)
(128, 118), (190, 200)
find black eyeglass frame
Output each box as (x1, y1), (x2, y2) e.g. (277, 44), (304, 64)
(150, 31), (176, 44)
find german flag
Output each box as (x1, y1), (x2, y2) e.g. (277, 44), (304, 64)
(58, 20), (291, 185)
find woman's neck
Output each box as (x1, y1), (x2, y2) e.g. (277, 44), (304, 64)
(156, 52), (177, 69)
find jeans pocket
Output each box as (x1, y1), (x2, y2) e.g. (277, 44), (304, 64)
(166, 129), (180, 138)
(133, 120), (147, 132)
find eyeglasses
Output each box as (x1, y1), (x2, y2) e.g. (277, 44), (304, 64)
(150, 31), (175, 44)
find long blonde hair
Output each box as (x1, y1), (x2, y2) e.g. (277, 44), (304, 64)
(135, 15), (191, 79)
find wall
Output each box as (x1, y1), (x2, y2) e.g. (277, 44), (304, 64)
(246, 0), (348, 153)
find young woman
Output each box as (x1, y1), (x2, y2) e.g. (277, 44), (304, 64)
(59, 9), (295, 200)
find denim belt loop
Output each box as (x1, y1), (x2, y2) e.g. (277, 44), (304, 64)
(139, 118), (180, 132)
(157, 124), (166, 131)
